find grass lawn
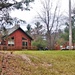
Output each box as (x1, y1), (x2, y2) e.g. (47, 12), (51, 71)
(12, 50), (75, 75)
(0, 50), (75, 75)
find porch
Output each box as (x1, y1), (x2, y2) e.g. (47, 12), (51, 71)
(0, 45), (37, 50)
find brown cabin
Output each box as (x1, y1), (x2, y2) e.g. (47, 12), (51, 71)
(0, 25), (33, 50)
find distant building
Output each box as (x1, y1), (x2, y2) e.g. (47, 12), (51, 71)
(0, 25), (33, 50)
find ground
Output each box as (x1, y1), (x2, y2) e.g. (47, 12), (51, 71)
(0, 51), (75, 75)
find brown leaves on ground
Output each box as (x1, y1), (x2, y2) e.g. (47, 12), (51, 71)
(0, 52), (53, 75)
(0, 52), (33, 75)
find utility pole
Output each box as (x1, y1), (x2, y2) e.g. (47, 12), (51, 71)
(69, 0), (72, 49)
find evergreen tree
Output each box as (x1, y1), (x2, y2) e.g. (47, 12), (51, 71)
(61, 14), (75, 43)
(26, 24), (31, 35)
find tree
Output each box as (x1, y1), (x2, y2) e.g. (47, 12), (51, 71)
(31, 21), (46, 49)
(61, 11), (75, 46)
(26, 24), (31, 35)
(0, 0), (34, 10)
(32, 36), (47, 50)
(37, 0), (62, 49)
(0, 0), (34, 27)
(31, 21), (45, 40)
(61, 23), (75, 44)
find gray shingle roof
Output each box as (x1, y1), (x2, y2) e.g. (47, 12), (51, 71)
(7, 25), (33, 40)
(0, 25), (33, 40)
(7, 25), (20, 35)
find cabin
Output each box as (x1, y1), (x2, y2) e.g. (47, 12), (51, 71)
(0, 25), (33, 50)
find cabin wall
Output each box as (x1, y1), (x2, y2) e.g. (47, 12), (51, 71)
(1, 29), (32, 50)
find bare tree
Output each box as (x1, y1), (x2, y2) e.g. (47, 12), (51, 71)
(37, 0), (62, 49)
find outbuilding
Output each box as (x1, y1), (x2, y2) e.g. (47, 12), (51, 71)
(0, 25), (33, 50)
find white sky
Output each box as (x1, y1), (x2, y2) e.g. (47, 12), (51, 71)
(10, 0), (75, 30)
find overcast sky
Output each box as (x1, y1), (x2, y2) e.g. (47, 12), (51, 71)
(10, 0), (75, 30)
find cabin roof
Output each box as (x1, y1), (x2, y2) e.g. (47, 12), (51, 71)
(7, 25), (33, 40)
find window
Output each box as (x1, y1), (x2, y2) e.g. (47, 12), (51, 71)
(22, 37), (26, 40)
(1, 40), (6, 45)
(22, 42), (27, 46)
(8, 40), (14, 46)
(11, 37), (14, 40)
(8, 37), (14, 46)
(0, 42), (1, 45)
